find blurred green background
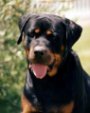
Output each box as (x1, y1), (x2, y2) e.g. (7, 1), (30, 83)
(0, 0), (90, 113)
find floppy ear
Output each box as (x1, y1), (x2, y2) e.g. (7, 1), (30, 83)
(64, 18), (82, 48)
(17, 14), (39, 44)
(17, 13), (32, 44)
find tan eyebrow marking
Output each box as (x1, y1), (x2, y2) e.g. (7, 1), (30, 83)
(46, 30), (53, 35)
(35, 28), (40, 33)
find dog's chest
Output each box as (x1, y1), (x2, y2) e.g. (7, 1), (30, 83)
(31, 76), (74, 112)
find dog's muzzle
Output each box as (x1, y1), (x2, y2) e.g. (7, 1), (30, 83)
(34, 46), (47, 59)
(28, 44), (54, 79)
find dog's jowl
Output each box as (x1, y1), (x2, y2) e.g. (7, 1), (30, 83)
(17, 14), (90, 113)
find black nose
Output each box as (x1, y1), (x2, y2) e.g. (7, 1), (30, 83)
(34, 50), (44, 58)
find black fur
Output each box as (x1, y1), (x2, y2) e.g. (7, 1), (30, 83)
(24, 52), (90, 113)
(17, 14), (90, 113)
(17, 14), (82, 48)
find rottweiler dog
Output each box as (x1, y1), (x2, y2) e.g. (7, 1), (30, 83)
(17, 14), (90, 113)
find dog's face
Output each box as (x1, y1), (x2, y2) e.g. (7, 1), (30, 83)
(17, 14), (82, 79)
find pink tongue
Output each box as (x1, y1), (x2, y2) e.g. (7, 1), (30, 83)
(31, 64), (48, 79)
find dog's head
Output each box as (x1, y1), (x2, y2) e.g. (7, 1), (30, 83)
(17, 14), (82, 79)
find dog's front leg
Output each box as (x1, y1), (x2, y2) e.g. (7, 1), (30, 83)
(21, 95), (38, 113)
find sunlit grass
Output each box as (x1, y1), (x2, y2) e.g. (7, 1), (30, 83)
(73, 26), (90, 74)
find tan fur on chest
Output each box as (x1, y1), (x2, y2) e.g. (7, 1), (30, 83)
(21, 95), (74, 113)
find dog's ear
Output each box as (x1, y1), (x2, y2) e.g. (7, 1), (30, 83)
(64, 18), (82, 48)
(17, 13), (32, 44)
(17, 14), (39, 44)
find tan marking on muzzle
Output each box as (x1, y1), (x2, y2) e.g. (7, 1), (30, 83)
(48, 53), (63, 77)
(25, 49), (29, 58)
(28, 46), (35, 60)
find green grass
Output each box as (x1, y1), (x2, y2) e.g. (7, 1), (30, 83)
(73, 26), (90, 74)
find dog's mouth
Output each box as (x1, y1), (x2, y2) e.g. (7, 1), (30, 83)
(26, 43), (63, 79)
(28, 53), (62, 79)
(28, 48), (56, 79)
(28, 60), (54, 79)
(30, 64), (48, 79)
